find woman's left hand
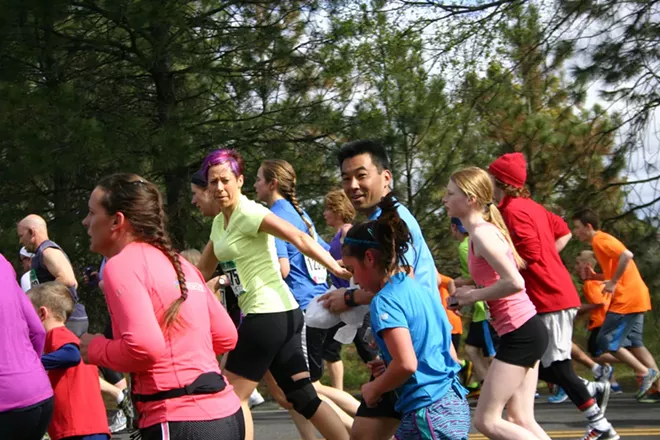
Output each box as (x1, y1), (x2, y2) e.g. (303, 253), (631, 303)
(79, 333), (101, 363)
(360, 381), (382, 408)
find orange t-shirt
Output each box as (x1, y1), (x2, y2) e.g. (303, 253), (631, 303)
(591, 231), (651, 315)
(439, 274), (463, 335)
(582, 280), (610, 330)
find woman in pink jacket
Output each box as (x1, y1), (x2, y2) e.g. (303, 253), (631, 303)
(79, 173), (244, 440)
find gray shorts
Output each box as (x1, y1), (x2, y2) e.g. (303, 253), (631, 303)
(537, 309), (577, 368)
(598, 312), (645, 352)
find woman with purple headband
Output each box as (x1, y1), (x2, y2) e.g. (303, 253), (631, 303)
(197, 149), (351, 440)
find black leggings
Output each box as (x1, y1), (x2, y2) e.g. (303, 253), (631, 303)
(0, 396), (54, 440)
(539, 359), (593, 409)
(140, 408), (245, 440)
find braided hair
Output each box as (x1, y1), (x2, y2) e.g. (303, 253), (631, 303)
(341, 193), (412, 274)
(261, 159), (314, 237)
(97, 173), (188, 328)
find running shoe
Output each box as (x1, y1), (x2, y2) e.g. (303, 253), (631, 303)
(610, 383), (623, 394)
(595, 381), (611, 414)
(548, 387), (568, 404)
(636, 368), (659, 399)
(594, 364), (614, 383)
(117, 388), (136, 431)
(581, 427), (620, 440)
(109, 410), (127, 434)
(248, 389), (265, 409)
(637, 391), (660, 404)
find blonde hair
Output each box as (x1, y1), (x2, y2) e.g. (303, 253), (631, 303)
(261, 160), (314, 237)
(577, 250), (597, 267)
(451, 167), (526, 269)
(181, 249), (202, 266)
(324, 189), (356, 224)
(28, 282), (74, 322)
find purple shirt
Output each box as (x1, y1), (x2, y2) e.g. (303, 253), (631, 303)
(329, 230), (350, 289)
(0, 253), (52, 412)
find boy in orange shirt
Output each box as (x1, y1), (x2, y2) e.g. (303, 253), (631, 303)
(28, 282), (110, 440)
(573, 209), (659, 400)
(437, 272), (473, 387)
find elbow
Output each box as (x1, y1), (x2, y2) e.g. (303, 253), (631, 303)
(509, 275), (525, 293)
(400, 358), (418, 375)
(126, 338), (166, 370)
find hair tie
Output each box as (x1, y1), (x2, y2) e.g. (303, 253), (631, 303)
(486, 202), (493, 208)
(344, 237), (380, 248)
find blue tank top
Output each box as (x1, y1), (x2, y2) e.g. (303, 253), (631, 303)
(31, 240), (87, 321)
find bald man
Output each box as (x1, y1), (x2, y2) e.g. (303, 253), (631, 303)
(17, 214), (88, 336)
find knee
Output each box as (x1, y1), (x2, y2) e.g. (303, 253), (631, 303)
(282, 377), (322, 419)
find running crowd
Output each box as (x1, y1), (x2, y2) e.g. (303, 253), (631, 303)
(1, 140), (657, 440)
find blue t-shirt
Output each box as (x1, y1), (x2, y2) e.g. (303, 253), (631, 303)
(371, 272), (462, 414)
(271, 199), (330, 310)
(368, 200), (437, 296)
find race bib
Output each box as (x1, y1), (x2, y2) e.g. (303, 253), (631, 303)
(304, 227), (328, 284)
(220, 261), (244, 296)
(304, 255), (328, 284)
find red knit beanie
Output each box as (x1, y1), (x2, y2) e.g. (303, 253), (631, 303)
(488, 152), (527, 188)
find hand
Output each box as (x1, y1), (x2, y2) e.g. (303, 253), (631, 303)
(79, 333), (101, 363)
(367, 359), (386, 378)
(451, 286), (476, 308)
(214, 275), (229, 291)
(333, 267), (353, 281)
(361, 381), (382, 408)
(319, 288), (349, 314)
(602, 279), (616, 294)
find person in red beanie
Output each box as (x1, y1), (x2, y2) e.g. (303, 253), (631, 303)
(489, 152), (619, 440)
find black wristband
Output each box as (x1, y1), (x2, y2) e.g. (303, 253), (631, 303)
(344, 288), (358, 307)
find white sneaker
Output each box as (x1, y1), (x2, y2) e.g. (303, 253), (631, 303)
(109, 410), (127, 433)
(248, 389), (265, 408)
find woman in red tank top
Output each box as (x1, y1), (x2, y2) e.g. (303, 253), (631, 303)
(443, 167), (549, 440)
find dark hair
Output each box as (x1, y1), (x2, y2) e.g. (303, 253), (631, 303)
(572, 208), (600, 231)
(260, 159), (314, 237)
(191, 170), (208, 188)
(337, 139), (390, 172)
(342, 193), (411, 274)
(97, 173), (187, 328)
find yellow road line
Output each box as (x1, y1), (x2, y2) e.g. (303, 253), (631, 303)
(469, 428), (660, 439)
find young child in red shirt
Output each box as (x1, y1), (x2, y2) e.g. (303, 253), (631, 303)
(28, 282), (110, 440)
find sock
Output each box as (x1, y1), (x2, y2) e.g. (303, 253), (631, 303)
(583, 404), (611, 431)
(460, 360), (466, 368)
(116, 391), (126, 405)
(591, 364), (601, 375)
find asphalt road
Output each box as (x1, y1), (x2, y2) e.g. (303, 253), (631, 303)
(112, 393), (659, 439)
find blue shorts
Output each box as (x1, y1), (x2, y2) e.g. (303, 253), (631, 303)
(395, 385), (470, 440)
(61, 435), (110, 440)
(598, 312), (645, 353)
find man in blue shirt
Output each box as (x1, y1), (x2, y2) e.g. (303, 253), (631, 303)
(320, 139), (454, 439)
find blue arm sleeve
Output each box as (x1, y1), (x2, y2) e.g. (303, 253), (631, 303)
(42, 343), (82, 370)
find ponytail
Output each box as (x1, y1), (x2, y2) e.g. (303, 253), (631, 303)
(261, 159), (314, 237)
(485, 203), (526, 269)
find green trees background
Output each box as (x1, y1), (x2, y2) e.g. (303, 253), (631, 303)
(1, 0), (657, 326)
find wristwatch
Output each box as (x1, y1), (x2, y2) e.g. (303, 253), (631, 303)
(344, 288), (358, 307)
